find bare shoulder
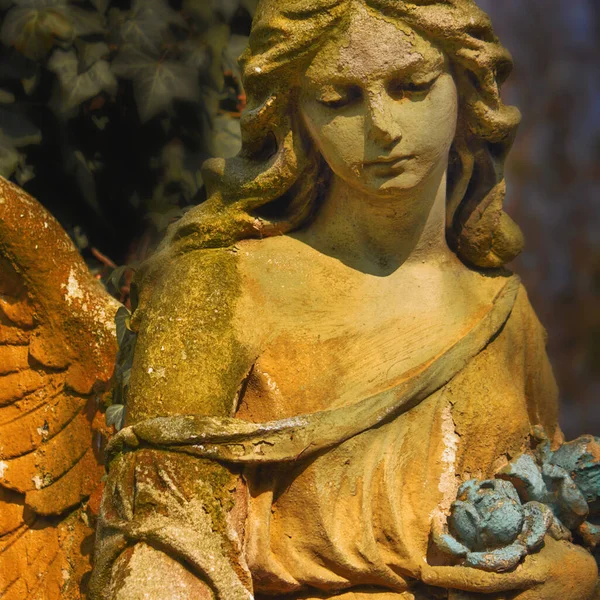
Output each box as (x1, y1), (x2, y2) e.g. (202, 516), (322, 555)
(127, 246), (259, 421)
(235, 235), (329, 281)
(234, 234), (369, 303)
(233, 235), (518, 325)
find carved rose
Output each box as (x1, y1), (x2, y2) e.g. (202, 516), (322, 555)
(435, 436), (600, 572)
(500, 435), (600, 551)
(435, 479), (553, 572)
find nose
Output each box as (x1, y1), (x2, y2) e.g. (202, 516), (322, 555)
(366, 89), (402, 148)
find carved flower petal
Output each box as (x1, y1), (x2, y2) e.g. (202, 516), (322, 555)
(449, 500), (482, 550)
(572, 463), (600, 505)
(550, 436), (600, 484)
(579, 521), (600, 550)
(521, 501), (553, 553)
(478, 495), (524, 549)
(491, 479), (522, 504)
(499, 454), (547, 503)
(434, 531), (469, 558)
(541, 463), (588, 529)
(464, 541), (526, 572)
(457, 479), (483, 502)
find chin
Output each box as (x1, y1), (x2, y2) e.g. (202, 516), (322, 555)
(338, 169), (432, 199)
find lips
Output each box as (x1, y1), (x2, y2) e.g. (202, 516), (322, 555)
(364, 154), (414, 167)
(364, 154), (414, 174)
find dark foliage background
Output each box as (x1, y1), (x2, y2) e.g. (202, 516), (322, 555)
(0, 0), (597, 438)
(0, 0), (252, 267)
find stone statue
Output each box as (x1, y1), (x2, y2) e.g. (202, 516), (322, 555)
(0, 1), (599, 599)
(0, 179), (119, 598)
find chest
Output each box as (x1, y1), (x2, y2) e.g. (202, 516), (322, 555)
(235, 272), (492, 422)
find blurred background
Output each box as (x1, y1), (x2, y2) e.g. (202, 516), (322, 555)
(0, 0), (597, 438)
(478, 0), (600, 439)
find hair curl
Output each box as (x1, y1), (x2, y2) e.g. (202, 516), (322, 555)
(139, 0), (524, 301)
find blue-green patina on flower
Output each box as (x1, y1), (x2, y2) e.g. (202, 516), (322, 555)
(500, 435), (600, 550)
(435, 435), (600, 572)
(435, 479), (553, 572)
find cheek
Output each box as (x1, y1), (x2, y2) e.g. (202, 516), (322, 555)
(301, 106), (366, 173)
(406, 82), (458, 161)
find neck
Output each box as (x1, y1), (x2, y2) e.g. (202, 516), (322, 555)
(298, 166), (454, 274)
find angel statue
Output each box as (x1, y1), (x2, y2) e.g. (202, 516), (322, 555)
(1, 0), (599, 599)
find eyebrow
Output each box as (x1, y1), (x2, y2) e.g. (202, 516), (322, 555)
(305, 53), (446, 88)
(393, 59), (446, 83)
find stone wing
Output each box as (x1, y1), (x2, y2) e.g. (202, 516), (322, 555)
(0, 177), (119, 599)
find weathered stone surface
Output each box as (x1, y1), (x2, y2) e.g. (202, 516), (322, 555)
(1, 1), (598, 599)
(0, 176), (119, 598)
(90, 1), (597, 598)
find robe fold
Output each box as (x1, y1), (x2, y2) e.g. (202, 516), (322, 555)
(92, 277), (576, 599)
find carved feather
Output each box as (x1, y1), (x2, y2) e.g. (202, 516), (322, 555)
(0, 177), (119, 599)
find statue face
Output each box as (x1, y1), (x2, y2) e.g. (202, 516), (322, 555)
(299, 6), (458, 197)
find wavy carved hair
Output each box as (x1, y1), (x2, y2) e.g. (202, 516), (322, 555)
(142, 0), (524, 295)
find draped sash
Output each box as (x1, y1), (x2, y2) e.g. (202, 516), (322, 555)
(107, 275), (520, 465)
(92, 275), (522, 600)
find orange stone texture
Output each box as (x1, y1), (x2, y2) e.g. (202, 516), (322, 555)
(0, 176), (119, 599)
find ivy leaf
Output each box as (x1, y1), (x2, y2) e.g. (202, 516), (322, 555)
(105, 404), (125, 430)
(114, 0), (186, 54)
(181, 0), (212, 26)
(92, 114), (109, 130)
(0, 48), (42, 95)
(75, 39), (110, 72)
(0, 133), (35, 182)
(1, 2), (104, 61)
(0, 138), (21, 177)
(128, 192), (141, 208)
(193, 23), (229, 91)
(154, 140), (203, 203)
(48, 48), (117, 114)
(1, 3), (73, 60)
(15, 159), (34, 184)
(180, 38), (210, 73)
(67, 5), (105, 38)
(114, 304), (131, 347)
(147, 205), (186, 232)
(112, 46), (200, 122)
(109, 267), (132, 297)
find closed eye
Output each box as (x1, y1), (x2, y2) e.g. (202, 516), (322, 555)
(388, 75), (439, 101)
